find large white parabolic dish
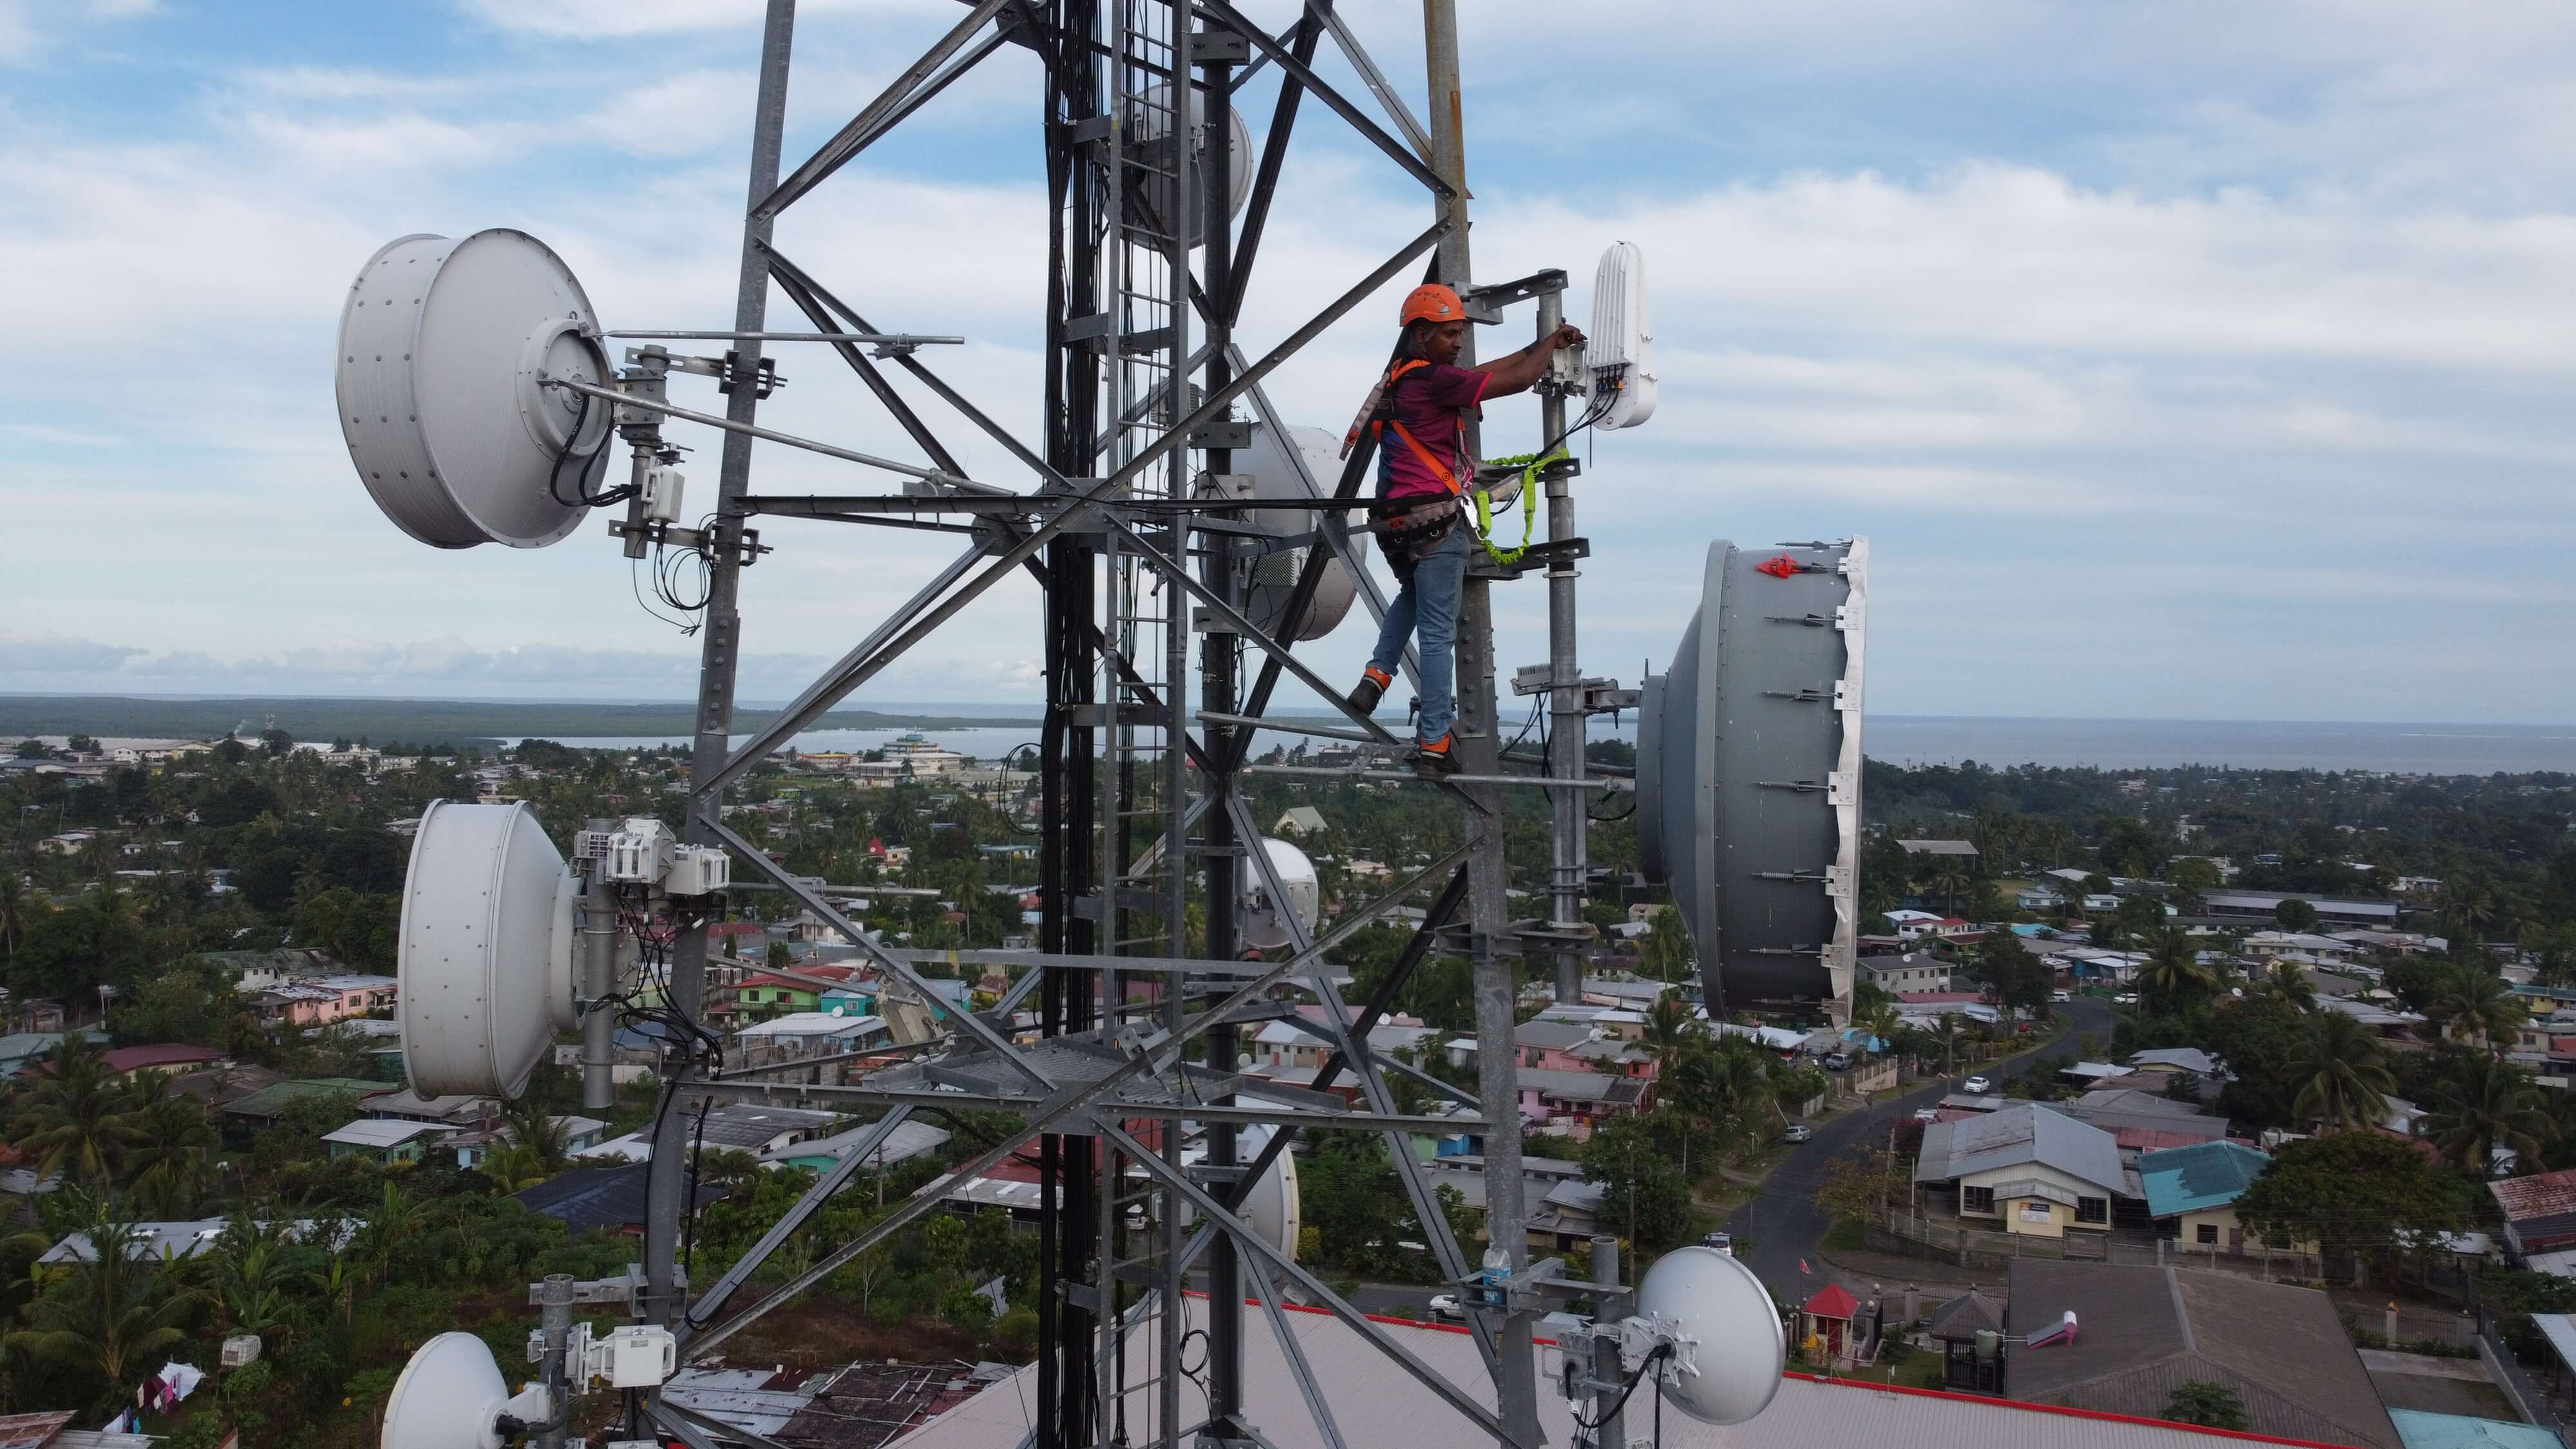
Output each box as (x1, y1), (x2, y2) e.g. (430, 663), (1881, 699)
(1241, 837), (1321, 952)
(1236, 422), (1359, 641)
(380, 1331), (527, 1449)
(399, 800), (580, 1100)
(1635, 1245), (1785, 1425)
(337, 229), (610, 549)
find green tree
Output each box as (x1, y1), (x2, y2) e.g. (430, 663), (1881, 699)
(2235, 1132), (2469, 1271)
(1974, 933), (2052, 1020)
(2273, 898), (2319, 933)
(11, 1038), (139, 1184)
(2252, 962), (2316, 1013)
(2137, 926), (2217, 1012)
(2161, 1381), (2249, 1431)
(117, 1075), (218, 1217)
(1637, 907), (1691, 982)
(1580, 1113), (1693, 1251)
(6, 1193), (200, 1391)
(2424, 1052), (2553, 1177)
(2287, 1012), (2395, 1131)
(2426, 963), (2527, 1052)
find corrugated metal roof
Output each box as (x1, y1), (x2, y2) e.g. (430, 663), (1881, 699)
(2138, 1141), (2271, 1218)
(2385, 1408), (2559, 1449)
(0, 1412), (73, 1449)
(1913, 1104), (2123, 1195)
(2489, 1168), (2576, 1224)
(888, 1302), (2382, 1449)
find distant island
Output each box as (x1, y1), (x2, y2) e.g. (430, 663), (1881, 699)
(0, 694), (1043, 746)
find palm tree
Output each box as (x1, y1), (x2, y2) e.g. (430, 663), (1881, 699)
(5, 1194), (198, 1388)
(12, 1039), (139, 1184)
(503, 1099), (571, 1175)
(118, 1075), (218, 1217)
(2137, 926), (2216, 1010)
(2429, 963), (2526, 1052)
(2289, 1012), (2397, 1132)
(352, 1180), (424, 1288)
(2425, 1052), (2554, 1177)
(0, 869), (29, 958)
(481, 1142), (553, 1193)
(2254, 961), (2316, 1012)
(1640, 994), (1700, 1077)
(210, 1211), (310, 1349)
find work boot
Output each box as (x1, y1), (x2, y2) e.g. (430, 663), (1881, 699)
(1410, 732), (1459, 781)
(1349, 665), (1393, 717)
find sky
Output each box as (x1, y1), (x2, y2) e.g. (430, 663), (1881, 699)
(3, 0), (2571, 722)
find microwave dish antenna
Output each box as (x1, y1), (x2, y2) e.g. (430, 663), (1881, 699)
(1636, 539), (1866, 1017)
(1630, 1245), (1785, 1425)
(1129, 83), (1253, 250)
(1239, 836), (1322, 952)
(381, 1331), (554, 1449)
(1233, 421), (1359, 641)
(399, 799), (581, 1100)
(336, 229), (611, 549)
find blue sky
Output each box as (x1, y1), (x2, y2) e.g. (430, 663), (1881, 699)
(5, 1), (2571, 721)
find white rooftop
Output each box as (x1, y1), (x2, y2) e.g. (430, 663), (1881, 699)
(736, 1010), (889, 1038)
(322, 1118), (454, 1150)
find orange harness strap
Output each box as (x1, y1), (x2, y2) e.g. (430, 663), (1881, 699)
(1370, 359), (1471, 497)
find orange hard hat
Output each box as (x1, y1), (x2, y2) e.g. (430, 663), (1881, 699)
(1400, 283), (1464, 327)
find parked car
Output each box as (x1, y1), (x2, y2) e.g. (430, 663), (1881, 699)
(2114, 992), (2140, 1005)
(1912, 1107), (1940, 1124)
(1427, 1294), (1464, 1321)
(1962, 1074), (1993, 1094)
(1782, 1123), (1814, 1144)
(1823, 1051), (1853, 1071)
(1701, 1231), (1734, 1253)
(2050, 989), (2072, 1003)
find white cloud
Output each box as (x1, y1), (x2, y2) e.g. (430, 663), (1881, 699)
(0, 633), (147, 673)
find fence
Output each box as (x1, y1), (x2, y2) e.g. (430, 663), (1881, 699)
(2477, 1325), (2576, 1447)
(1869, 1209), (2327, 1283)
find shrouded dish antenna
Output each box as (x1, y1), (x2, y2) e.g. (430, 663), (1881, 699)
(399, 800), (581, 1100)
(1635, 1245), (1785, 1425)
(1229, 422), (1359, 641)
(337, 229), (611, 548)
(381, 1331), (550, 1449)
(1128, 84), (1253, 250)
(1585, 242), (1656, 431)
(1240, 837), (1322, 952)
(1637, 540), (1867, 1019)
(1183, 1121), (1302, 1259)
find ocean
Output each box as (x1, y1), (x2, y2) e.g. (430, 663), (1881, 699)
(545, 715), (2576, 776)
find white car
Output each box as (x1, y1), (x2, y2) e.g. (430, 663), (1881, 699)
(1427, 1294), (1465, 1322)
(1912, 1107), (1940, 1124)
(2114, 992), (2141, 1005)
(1962, 1075), (1993, 1094)
(2050, 989), (2072, 1003)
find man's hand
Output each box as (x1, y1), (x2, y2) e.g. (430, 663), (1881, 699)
(1543, 322), (1587, 353)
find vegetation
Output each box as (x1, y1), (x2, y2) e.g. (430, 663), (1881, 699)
(2159, 1381), (2250, 1431)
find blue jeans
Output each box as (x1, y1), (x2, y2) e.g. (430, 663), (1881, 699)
(1367, 523), (1469, 744)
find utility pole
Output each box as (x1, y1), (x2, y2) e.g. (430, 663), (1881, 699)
(1423, 4), (1540, 1444)
(1539, 285), (1585, 1006)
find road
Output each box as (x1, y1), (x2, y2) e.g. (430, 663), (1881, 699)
(1725, 996), (2113, 1299)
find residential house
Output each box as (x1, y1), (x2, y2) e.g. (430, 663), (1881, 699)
(578, 1103), (844, 1164)
(196, 947), (342, 996)
(1421, 1155), (1602, 1252)
(1517, 1067), (1649, 1132)
(1897, 838), (1980, 861)
(216, 1077), (388, 1136)
(1912, 1104), (2126, 1238)
(1884, 909), (1945, 938)
(1926, 1286), (2005, 1392)
(18, 1043), (226, 1084)
(2490, 1168), (2576, 1276)
(254, 974), (397, 1027)
(1577, 977), (1674, 1011)
(1860, 953), (1949, 994)
(514, 1162), (723, 1236)
(2138, 1141), (2276, 1251)
(2003, 1260), (2400, 1449)
(1273, 806), (1327, 837)
(762, 1119), (952, 1174)
(364, 1088), (502, 1131)
(732, 1012), (895, 1083)
(321, 1118), (455, 1165)
(0, 1031), (106, 1079)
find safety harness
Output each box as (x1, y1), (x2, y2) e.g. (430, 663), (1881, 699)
(1347, 359), (1555, 566)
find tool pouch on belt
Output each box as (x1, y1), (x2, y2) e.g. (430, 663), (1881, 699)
(1372, 494), (1460, 570)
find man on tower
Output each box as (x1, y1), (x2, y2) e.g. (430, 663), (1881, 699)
(1344, 283), (1583, 779)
